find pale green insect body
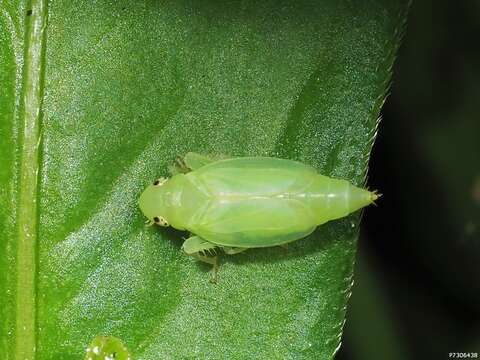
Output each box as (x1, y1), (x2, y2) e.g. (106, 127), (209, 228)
(139, 153), (377, 272)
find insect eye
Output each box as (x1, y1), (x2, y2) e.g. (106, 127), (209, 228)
(153, 216), (169, 227)
(153, 177), (166, 186)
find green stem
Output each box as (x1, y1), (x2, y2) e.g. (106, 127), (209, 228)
(16, 0), (47, 359)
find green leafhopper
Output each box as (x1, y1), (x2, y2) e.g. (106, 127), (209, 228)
(139, 153), (378, 280)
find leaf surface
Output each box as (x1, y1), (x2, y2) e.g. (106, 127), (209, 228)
(0, 1), (409, 358)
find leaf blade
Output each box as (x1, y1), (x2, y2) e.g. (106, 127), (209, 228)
(0, 1), (410, 359)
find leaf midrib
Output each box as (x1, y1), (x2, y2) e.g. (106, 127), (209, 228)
(15, 0), (47, 359)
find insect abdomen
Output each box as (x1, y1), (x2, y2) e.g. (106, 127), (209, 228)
(305, 175), (375, 225)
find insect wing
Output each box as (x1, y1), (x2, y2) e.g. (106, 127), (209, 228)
(191, 196), (316, 247)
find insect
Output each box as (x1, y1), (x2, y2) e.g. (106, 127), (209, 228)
(139, 152), (379, 281)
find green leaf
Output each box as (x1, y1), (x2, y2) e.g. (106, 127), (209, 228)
(0, 1), (409, 358)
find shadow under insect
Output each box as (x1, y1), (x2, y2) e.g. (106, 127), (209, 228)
(149, 215), (360, 282)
